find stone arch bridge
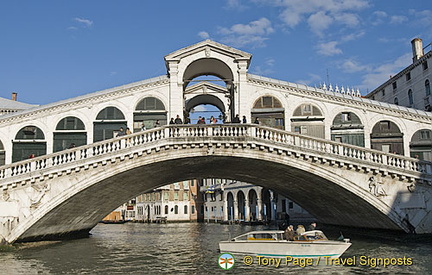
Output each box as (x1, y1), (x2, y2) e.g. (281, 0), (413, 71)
(0, 124), (431, 244)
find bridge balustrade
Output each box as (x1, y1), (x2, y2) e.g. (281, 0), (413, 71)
(0, 125), (431, 184)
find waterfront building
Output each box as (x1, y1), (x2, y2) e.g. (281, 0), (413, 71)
(200, 179), (314, 223)
(133, 179), (200, 222)
(365, 38), (432, 160)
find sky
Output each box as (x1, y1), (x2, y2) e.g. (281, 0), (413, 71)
(1, 0), (431, 105)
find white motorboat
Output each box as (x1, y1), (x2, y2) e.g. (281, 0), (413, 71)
(219, 230), (351, 259)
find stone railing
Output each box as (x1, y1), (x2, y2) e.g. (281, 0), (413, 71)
(1, 124), (431, 185)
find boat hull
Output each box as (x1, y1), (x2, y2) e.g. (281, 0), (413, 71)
(219, 240), (351, 259)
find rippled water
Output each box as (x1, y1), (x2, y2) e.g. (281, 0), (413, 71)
(1, 223), (432, 274)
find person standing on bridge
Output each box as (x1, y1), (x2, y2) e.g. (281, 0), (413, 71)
(174, 115), (183, 124)
(169, 118), (175, 124)
(117, 127), (125, 137)
(254, 117), (260, 124)
(232, 114), (241, 123)
(242, 115), (247, 123)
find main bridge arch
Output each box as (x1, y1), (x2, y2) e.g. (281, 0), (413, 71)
(1, 125), (431, 244)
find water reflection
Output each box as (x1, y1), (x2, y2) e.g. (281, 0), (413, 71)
(1, 223), (431, 274)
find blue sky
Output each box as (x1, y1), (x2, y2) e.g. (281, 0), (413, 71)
(1, 0), (431, 105)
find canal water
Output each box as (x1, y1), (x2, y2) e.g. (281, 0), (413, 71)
(1, 222), (431, 274)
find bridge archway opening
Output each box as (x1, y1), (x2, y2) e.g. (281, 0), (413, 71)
(410, 129), (432, 161)
(14, 151), (411, 243)
(186, 95), (225, 124)
(183, 58), (234, 121)
(12, 126), (46, 162)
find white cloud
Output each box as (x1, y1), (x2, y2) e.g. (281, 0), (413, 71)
(390, 15), (408, 24)
(295, 73), (322, 86)
(198, 31), (210, 39)
(225, 0), (248, 11)
(359, 53), (412, 91)
(218, 18), (274, 47)
(341, 31), (365, 42)
(339, 59), (370, 73)
(307, 11), (333, 36)
(317, 41), (343, 56)
(74, 17), (93, 27)
(265, 0), (369, 34)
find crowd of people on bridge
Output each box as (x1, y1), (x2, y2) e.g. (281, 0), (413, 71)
(115, 113), (262, 138)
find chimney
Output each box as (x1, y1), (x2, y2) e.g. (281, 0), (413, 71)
(12, 92), (17, 101)
(411, 38), (424, 62)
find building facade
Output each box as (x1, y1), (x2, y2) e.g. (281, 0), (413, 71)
(366, 38), (432, 161)
(200, 179), (314, 223)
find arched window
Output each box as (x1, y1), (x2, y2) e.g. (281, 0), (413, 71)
(134, 97), (167, 131)
(165, 205), (169, 215)
(13, 126), (46, 162)
(394, 97), (399, 105)
(93, 107), (126, 142)
(410, 129), (432, 161)
(54, 117), (87, 152)
(408, 89), (413, 105)
(371, 120), (403, 154)
(184, 205), (188, 215)
(251, 96), (284, 129)
(174, 205), (179, 214)
(291, 104), (324, 138)
(0, 140), (5, 166)
(426, 79), (431, 96)
(331, 112), (364, 147)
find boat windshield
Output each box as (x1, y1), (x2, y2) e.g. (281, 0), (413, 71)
(297, 230), (328, 241)
(234, 232), (283, 241)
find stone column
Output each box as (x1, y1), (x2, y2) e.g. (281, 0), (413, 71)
(223, 192), (228, 221)
(233, 198), (239, 221)
(244, 198), (250, 222)
(166, 60), (184, 120)
(257, 189), (263, 221)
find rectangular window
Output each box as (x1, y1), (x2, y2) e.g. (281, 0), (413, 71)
(406, 72), (411, 81)
(164, 192), (169, 201)
(302, 104), (312, 115)
(341, 112), (351, 122)
(192, 205), (195, 214)
(382, 144), (391, 153)
(294, 126), (301, 133)
(420, 130), (431, 140)
(380, 121), (391, 130)
(381, 89), (385, 96)
(183, 192), (189, 201)
(288, 202), (294, 209)
(392, 82), (397, 90)
(174, 192), (179, 200)
(423, 61), (429, 70)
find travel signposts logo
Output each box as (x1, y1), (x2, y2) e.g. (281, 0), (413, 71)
(218, 253), (235, 270)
